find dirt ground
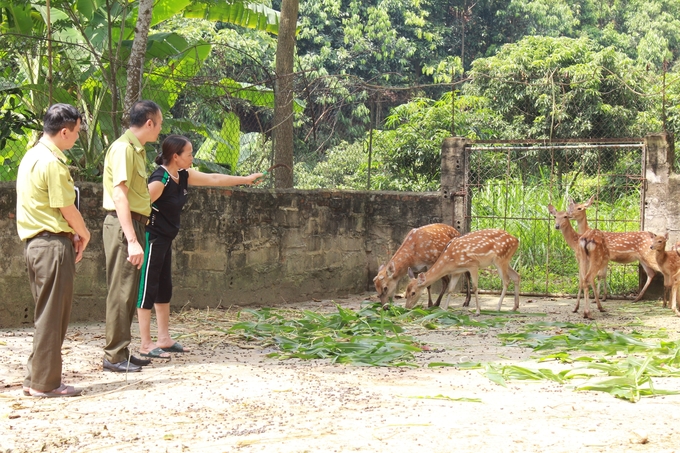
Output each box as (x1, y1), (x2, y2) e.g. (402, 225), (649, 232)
(2, 292), (680, 453)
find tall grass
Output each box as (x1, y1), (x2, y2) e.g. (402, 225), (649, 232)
(469, 176), (642, 296)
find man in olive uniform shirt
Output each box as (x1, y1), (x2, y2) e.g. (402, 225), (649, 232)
(16, 104), (91, 397)
(102, 100), (162, 372)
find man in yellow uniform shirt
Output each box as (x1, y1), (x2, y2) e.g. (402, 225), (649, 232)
(101, 100), (162, 372)
(16, 103), (91, 397)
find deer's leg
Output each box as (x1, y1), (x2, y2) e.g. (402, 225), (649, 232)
(574, 262), (585, 314)
(426, 285), (434, 308)
(467, 268), (481, 315)
(634, 265), (655, 302)
(575, 256), (587, 315)
(663, 285), (671, 308)
(441, 274), (461, 310)
(582, 279), (593, 319)
(673, 284), (680, 317)
(508, 267), (521, 311)
(433, 275), (450, 307)
(494, 263), (509, 312)
(598, 266), (608, 302)
(593, 278), (605, 312)
(462, 271), (472, 307)
(588, 262), (605, 313)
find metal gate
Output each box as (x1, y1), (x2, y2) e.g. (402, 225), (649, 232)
(464, 138), (646, 298)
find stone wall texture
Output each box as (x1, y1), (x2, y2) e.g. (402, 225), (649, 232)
(2, 133), (673, 328)
(0, 182), (443, 327)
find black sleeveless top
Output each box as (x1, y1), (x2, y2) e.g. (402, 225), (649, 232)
(146, 166), (189, 239)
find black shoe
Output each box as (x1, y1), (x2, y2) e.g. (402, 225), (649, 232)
(129, 355), (151, 367)
(103, 359), (142, 373)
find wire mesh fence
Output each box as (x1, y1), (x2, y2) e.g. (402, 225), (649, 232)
(466, 140), (646, 298)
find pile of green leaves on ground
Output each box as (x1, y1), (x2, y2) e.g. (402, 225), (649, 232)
(229, 305), (680, 402)
(229, 302), (506, 366)
(487, 322), (680, 402)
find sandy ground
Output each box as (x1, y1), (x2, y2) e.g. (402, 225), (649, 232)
(2, 292), (680, 453)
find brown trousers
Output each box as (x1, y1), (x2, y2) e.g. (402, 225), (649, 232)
(23, 235), (75, 392)
(102, 214), (147, 363)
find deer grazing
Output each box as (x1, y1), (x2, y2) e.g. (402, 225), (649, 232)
(548, 205), (609, 319)
(568, 196), (659, 301)
(649, 233), (680, 316)
(373, 223), (471, 309)
(403, 229), (520, 315)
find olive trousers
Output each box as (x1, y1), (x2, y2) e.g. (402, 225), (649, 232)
(102, 214), (147, 363)
(23, 235), (75, 392)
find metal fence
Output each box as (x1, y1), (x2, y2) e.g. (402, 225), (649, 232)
(465, 139), (646, 298)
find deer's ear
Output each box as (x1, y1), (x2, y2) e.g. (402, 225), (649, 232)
(665, 232), (670, 240)
(647, 231), (656, 239)
(585, 195), (594, 207)
(547, 204), (556, 215)
(387, 262), (396, 278)
(417, 273), (426, 285)
(407, 267), (415, 279)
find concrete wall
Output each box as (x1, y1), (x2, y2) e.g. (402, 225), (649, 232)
(2, 133), (674, 327)
(0, 183), (443, 327)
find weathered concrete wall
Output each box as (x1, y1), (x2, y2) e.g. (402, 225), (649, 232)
(0, 183), (443, 327)
(3, 134), (674, 327)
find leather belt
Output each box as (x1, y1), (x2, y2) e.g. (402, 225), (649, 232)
(32, 231), (73, 239)
(107, 210), (149, 225)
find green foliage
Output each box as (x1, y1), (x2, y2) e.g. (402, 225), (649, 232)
(294, 140), (370, 190)
(466, 36), (646, 139)
(184, 0), (281, 35)
(228, 304), (680, 402)
(0, 0), (283, 180)
(493, 322), (680, 402)
(229, 302), (507, 366)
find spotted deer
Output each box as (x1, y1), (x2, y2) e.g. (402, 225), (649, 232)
(373, 224), (471, 308)
(403, 229), (520, 315)
(548, 205), (609, 319)
(649, 233), (680, 316)
(568, 196), (659, 301)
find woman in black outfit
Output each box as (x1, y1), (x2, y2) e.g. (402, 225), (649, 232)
(137, 135), (263, 358)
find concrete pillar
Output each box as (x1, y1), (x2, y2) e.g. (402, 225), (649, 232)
(441, 137), (470, 234)
(644, 132), (675, 235)
(642, 132), (675, 299)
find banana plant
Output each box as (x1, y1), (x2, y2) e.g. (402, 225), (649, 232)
(0, 0), (281, 180)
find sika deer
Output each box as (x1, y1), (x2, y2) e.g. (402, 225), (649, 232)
(568, 196), (659, 301)
(374, 223), (471, 308)
(649, 233), (680, 316)
(403, 229), (520, 315)
(548, 205), (609, 319)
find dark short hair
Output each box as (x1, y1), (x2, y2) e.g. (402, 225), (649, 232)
(43, 104), (82, 136)
(156, 134), (191, 166)
(129, 100), (161, 127)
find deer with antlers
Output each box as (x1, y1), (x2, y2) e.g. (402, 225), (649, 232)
(403, 229), (520, 315)
(374, 224), (471, 309)
(567, 196), (659, 302)
(548, 204), (610, 319)
(649, 233), (680, 316)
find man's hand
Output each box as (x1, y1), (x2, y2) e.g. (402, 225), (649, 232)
(72, 232), (91, 263)
(127, 237), (145, 269)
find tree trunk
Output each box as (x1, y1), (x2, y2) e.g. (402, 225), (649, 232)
(123, 0), (154, 125)
(273, 0), (299, 188)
